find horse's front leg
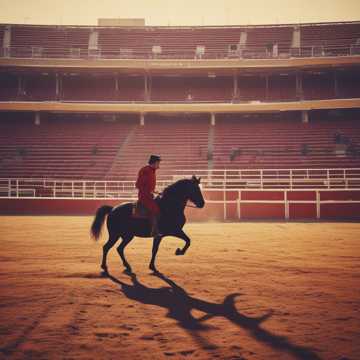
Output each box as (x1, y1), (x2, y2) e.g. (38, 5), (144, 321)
(174, 230), (191, 256)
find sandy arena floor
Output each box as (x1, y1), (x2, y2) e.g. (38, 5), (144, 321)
(0, 217), (359, 360)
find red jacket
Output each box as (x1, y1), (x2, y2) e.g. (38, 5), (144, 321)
(136, 165), (160, 215)
(136, 165), (156, 197)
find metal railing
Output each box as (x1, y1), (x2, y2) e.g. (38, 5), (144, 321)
(1, 44), (359, 61)
(171, 168), (360, 190)
(1, 168), (360, 199)
(0, 178), (168, 199)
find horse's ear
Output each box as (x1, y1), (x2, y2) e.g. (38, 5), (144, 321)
(198, 177), (201, 183)
(192, 175), (200, 184)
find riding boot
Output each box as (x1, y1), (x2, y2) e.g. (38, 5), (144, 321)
(150, 216), (162, 237)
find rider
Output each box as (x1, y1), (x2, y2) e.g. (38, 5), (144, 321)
(135, 155), (162, 237)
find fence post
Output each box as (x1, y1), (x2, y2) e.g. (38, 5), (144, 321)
(316, 191), (320, 219)
(223, 188), (226, 221)
(284, 190), (289, 220)
(8, 179), (11, 197)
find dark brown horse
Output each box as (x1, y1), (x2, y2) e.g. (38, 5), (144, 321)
(90, 176), (205, 273)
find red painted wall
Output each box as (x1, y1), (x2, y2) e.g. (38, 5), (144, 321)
(0, 199), (123, 215)
(287, 191), (316, 201)
(241, 191), (284, 200)
(240, 203), (285, 219)
(289, 203), (317, 219)
(0, 190), (360, 220)
(320, 203), (360, 219)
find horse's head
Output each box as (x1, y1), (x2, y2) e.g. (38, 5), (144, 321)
(161, 176), (205, 209)
(187, 175), (205, 208)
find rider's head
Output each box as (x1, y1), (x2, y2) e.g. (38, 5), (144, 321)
(148, 155), (161, 169)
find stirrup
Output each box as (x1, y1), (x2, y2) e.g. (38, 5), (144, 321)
(150, 227), (163, 237)
(152, 233), (163, 238)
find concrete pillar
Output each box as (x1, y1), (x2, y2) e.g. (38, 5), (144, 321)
(292, 26), (301, 48)
(265, 74), (269, 101)
(233, 73), (238, 99)
(55, 73), (60, 98)
(17, 75), (22, 98)
(89, 30), (98, 50)
(140, 113), (145, 126)
(296, 72), (303, 100)
(144, 74), (148, 101)
(115, 74), (119, 92)
(334, 70), (339, 97)
(35, 112), (41, 126)
(144, 74), (150, 101)
(58, 74), (63, 100)
(302, 110), (309, 124)
(3, 26), (11, 57)
(211, 113), (216, 126)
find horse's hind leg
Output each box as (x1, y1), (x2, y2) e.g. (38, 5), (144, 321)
(101, 234), (118, 272)
(149, 235), (163, 272)
(116, 235), (134, 273)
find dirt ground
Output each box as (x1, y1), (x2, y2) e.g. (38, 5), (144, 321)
(0, 217), (359, 360)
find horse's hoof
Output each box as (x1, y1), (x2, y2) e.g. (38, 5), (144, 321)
(149, 264), (157, 272)
(100, 270), (109, 277)
(123, 268), (132, 275)
(175, 248), (184, 256)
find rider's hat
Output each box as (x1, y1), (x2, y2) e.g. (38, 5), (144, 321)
(148, 155), (161, 164)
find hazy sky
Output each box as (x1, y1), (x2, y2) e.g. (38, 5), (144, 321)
(0, 0), (359, 26)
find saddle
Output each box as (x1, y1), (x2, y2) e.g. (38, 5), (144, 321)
(132, 201), (151, 219)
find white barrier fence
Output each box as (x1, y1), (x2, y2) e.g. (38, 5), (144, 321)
(208, 189), (360, 220)
(1, 168), (360, 199)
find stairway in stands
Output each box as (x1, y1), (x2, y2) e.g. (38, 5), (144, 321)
(0, 114), (136, 180)
(106, 115), (210, 182)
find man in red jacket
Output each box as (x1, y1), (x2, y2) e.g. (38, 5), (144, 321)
(135, 155), (162, 236)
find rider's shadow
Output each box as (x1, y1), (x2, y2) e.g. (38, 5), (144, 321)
(107, 272), (321, 360)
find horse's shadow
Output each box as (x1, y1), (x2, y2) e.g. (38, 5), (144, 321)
(106, 271), (321, 360)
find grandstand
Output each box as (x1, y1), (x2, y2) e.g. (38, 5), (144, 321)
(0, 21), (360, 219)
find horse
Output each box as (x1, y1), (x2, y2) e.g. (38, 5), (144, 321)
(90, 175), (205, 273)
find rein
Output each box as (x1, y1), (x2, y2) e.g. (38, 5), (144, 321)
(185, 202), (198, 208)
(161, 197), (198, 209)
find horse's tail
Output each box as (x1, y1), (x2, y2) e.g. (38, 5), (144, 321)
(90, 205), (113, 241)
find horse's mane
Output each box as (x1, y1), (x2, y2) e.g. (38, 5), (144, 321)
(161, 178), (189, 198)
